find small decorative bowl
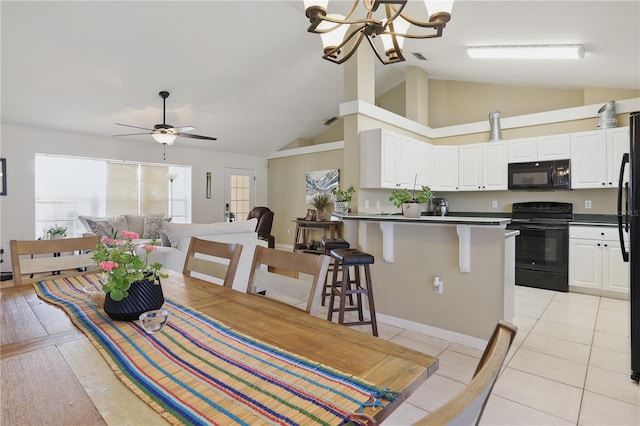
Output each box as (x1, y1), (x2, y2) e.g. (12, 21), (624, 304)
(83, 285), (106, 308)
(139, 309), (169, 334)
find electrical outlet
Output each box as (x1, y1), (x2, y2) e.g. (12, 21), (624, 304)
(491, 200), (498, 209)
(287, 229), (291, 234)
(365, 200), (370, 209)
(376, 200), (381, 209)
(585, 200), (592, 209)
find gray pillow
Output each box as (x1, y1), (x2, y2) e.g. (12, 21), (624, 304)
(143, 216), (170, 239)
(86, 219), (113, 236)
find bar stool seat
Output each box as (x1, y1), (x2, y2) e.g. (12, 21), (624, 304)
(327, 248), (378, 336)
(320, 238), (350, 306)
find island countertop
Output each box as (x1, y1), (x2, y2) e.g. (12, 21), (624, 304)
(331, 212), (511, 226)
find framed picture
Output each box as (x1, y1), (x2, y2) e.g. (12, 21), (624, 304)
(0, 158), (6, 196)
(305, 169), (339, 203)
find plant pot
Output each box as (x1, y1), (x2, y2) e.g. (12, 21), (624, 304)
(402, 202), (422, 218)
(103, 277), (164, 321)
(334, 201), (349, 213)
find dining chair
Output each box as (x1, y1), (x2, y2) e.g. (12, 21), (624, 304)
(10, 236), (99, 286)
(182, 237), (243, 287)
(246, 246), (330, 315)
(412, 320), (517, 426)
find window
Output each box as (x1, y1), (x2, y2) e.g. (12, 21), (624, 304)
(35, 154), (191, 237)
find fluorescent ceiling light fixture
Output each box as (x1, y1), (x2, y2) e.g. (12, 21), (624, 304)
(467, 45), (585, 59)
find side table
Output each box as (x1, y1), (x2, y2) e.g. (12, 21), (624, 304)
(292, 219), (342, 254)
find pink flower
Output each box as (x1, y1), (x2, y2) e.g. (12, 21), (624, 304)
(121, 231), (139, 240)
(141, 244), (157, 252)
(99, 260), (119, 272)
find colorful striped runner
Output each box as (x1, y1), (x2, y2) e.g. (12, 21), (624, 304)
(34, 275), (399, 425)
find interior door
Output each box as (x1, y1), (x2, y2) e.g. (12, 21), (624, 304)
(223, 167), (256, 222)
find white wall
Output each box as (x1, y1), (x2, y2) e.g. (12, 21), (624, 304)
(0, 124), (268, 272)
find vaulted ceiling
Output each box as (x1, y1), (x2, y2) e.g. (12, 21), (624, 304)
(2, 1), (639, 157)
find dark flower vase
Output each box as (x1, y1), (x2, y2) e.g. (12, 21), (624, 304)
(103, 277), (164, 321)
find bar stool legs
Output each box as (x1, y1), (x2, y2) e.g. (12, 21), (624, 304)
(327, 248), (378, 337)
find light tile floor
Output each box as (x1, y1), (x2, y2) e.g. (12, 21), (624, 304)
(309, 285), (639, 425)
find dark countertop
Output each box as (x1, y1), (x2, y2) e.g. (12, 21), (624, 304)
(331, 212), (510, 226)
(572, 214), (623, 226)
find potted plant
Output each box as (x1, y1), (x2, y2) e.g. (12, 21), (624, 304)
(389, 185), (434, 218)
(310, 193), (331, 220)
(91, 231), (168, 320)
(44, 224), (68, 239)
(331, 185), (356, 213)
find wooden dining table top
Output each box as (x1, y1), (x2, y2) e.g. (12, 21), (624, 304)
(1, 270), (438, 425)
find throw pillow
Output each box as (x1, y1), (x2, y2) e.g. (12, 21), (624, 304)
(143, 216), (170, 240)
(86, 219), (114, 236)
(159, 229), (171, 247)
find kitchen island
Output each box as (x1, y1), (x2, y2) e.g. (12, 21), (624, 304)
(331, 212), (515, 344)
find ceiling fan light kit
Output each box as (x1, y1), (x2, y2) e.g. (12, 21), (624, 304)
(303, 0), (454, 65)
(467, 44), (585, 59)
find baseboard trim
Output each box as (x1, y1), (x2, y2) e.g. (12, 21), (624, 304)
(375, 312), (488, 350)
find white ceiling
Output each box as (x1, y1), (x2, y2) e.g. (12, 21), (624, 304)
(2, 1), (639, 158)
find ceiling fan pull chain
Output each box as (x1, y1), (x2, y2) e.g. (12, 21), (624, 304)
(163, 143), (167, 160)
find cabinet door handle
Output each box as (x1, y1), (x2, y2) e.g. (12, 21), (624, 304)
(597, 243), (601, 246)
(604, 244), (608, 247)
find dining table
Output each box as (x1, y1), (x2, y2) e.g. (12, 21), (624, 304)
(1, 269), (438, 425)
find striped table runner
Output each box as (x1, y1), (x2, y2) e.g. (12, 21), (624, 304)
(34, 276), (399, 425)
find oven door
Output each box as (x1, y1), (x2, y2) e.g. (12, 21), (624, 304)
(508, 223), (570, 291)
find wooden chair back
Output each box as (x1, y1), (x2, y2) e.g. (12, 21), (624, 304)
(10, 236), (99, 286)
(182, 237), (243, 287)
(247, 246), (330, 315)
(413, 320), (517, 426)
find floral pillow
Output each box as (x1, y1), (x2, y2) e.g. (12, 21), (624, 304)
(86, 219), (114, 236)
(143, 216), (170, 240)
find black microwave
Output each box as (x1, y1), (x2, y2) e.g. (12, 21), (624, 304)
(508, 159), (571, 190)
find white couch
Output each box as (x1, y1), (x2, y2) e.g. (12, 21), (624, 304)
(141, 219), (267, 292)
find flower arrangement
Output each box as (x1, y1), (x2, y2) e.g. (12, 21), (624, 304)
(92, 231), (167, 301)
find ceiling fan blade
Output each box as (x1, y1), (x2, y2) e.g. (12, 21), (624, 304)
(113, 132), (152, 137)
(174, 126), (195, 132)
(115, 123), (154, 131)
(179, 132), (217, 141)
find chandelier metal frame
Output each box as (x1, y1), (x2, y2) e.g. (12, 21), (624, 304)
(304, 0), (453, 65)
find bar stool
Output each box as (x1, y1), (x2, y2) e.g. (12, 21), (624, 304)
(320, 237), (350, 306)
(327, 248), (378, 337)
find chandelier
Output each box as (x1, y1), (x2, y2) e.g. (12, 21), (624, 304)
(303, 0), (454, 65)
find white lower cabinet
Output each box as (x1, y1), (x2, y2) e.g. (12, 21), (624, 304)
(569, 226), (629, 297)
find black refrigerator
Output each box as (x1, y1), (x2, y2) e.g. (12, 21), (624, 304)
(618, 111), (640, 382)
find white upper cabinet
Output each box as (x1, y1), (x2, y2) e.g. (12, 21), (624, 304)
(571, 130), (607, 189)
(458, 144), (483, 191)
(507, 134), (570, 163)
(538, 134), (571, 160)
(507, 137), (538, 163)
(570, 128), (629, 189)
(606, 127), (630, 187)
(360, 128), (434, 189)
(459, 141), (507, 191)
(432, 145), (459, 191)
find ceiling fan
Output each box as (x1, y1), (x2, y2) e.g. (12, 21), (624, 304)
(113, 91), (217, 148)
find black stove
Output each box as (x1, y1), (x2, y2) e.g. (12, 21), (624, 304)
(507, 202), (573, 292)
